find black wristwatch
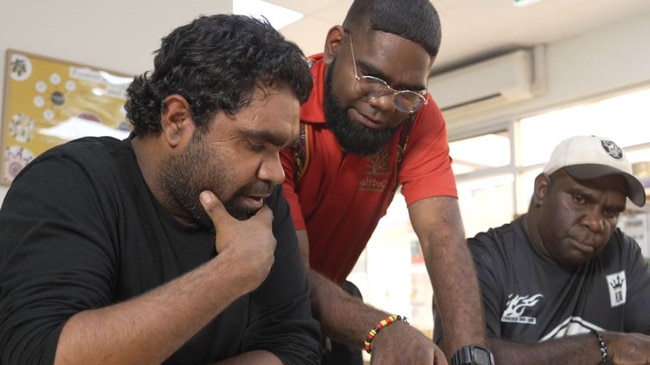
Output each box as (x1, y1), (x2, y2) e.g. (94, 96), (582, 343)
(450, 345), (495, 365)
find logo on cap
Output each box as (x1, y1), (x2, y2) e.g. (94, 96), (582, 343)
(601, 139), (623, 160)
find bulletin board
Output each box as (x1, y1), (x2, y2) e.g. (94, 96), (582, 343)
(1, 49), (133, 185)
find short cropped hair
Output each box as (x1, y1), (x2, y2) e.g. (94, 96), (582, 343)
(125, 14), (313, 136)
(343, 0), (441, 58)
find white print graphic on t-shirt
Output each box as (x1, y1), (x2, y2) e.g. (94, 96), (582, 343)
(501, 293), (543, 324)
(539, 316), (604, 341)
(606, 271), (626, 307)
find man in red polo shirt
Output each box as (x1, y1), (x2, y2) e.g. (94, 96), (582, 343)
(280, 0), (492, 364)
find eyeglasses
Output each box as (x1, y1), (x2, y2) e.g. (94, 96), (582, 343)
(347, 31), (428, 114)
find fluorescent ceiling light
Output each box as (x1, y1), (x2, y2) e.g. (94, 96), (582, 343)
(233, 0), (303, 30)
(513, 0), (542, 7)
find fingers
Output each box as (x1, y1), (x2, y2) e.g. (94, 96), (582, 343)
(199, 189), (275, 253)
(200, 190), (227, 221)
(199, 190), (277, 292)
(199, 190), (273, 223)
(433, 346), (450, 365)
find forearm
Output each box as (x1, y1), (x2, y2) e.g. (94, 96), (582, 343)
(55, 254), (252, 365)
(428, 235), (486, 355)
(409, 197), (486, 356)
(309, 269), (390, 348)
(309, 269), (443, 363)
(489, 335), (604, 365)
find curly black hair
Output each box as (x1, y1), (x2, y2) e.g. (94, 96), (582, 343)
(125, 14), (313, 136)
(343, 0), (441, 59)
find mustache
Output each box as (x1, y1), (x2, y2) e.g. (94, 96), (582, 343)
(239, 181), (275, 197)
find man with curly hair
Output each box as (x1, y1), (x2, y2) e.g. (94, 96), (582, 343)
(0, 14), (320, 364)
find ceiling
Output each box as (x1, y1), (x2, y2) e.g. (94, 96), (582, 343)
(270, 0), (650, 75)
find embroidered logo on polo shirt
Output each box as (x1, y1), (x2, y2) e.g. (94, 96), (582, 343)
(606, 271), (626, 307)
(501, 293), (543, 324)
(358, 147), (391, 192)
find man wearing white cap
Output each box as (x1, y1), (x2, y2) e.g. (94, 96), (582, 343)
(468, 135), (650, 364)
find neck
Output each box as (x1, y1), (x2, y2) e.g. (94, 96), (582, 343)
(522, 207), (549, 258)
(131, 135), (195, 227)
(131, 135), (158, 197)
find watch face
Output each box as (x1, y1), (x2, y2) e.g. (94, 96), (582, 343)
(452, 346), (494, 365)
(472, 347), (492, 365)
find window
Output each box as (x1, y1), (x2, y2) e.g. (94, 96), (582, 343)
(454, 87), (650, 227)
(349, 85), (650, 339)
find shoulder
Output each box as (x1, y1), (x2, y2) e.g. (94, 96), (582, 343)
(469, 219), (521, 250)
(411, 96), (446, 132)
(601, 227), (645, 262)
(26, 137), (124, 170)
(401, 97), (448, 154)
(300, 55), (327, 125)
(10, 137), (135, 200)
(468, 219), (529, 266)
(610, 227), (642, 249)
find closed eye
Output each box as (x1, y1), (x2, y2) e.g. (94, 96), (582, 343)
(246, 140), (265, 152)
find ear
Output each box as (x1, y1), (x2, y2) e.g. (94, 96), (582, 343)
(323, 25), (345, 65)
(160, 94), (193, 148)
(532, 173), (551, 206)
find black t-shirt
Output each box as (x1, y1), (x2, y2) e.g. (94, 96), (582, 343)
(471, 217), (650, 341)
(0, 137), (320, 364)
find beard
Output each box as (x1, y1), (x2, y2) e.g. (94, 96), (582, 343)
(323, 58), (403, 156)
(159, 131), (273, 226)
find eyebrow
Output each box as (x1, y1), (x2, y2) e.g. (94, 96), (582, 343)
(568, 187), (626, 211)
(239, 127), (291, 147)
(356, 58), (427, 92)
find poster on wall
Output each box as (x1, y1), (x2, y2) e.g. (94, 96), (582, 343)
(1, 49), (133, 186)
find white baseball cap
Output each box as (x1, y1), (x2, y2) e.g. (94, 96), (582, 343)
(543, 135), (646, 207)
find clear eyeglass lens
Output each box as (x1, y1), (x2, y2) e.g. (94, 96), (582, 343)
(396, 92), (424, 112)
(356, 77), (388, 97)
(355, 76), (423, 113)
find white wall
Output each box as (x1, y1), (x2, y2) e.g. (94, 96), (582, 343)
(1, 5), (650, 201)
(0, 0), (233, 200)
(446, 10), (650, 139)
(0, 0), (233, 77)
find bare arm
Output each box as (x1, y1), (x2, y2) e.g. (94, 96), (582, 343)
(55, 191), (280, 365)
(489, 332), (650, 365)
(408, 196), (487, 358)
(489, 335), (601, 365)
(296, 229), (448, 365)
(297, 230), (387, 347)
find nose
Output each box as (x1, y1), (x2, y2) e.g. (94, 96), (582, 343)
(258, 153), (286, 185)
(580, 207), (605, 233)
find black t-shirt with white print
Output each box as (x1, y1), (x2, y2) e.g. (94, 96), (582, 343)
(470, 216), (650, 342)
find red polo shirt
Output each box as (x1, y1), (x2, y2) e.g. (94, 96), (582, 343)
(281, 54), (457, 284)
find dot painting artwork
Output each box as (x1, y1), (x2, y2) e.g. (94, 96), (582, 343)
(1, 49), (134, 185)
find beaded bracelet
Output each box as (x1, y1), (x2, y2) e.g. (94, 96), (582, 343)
(590, 330), (609, 364)
(364, 314), (408, 354)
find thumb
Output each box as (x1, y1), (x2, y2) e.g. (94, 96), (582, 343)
(199, 190), (231, 227)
